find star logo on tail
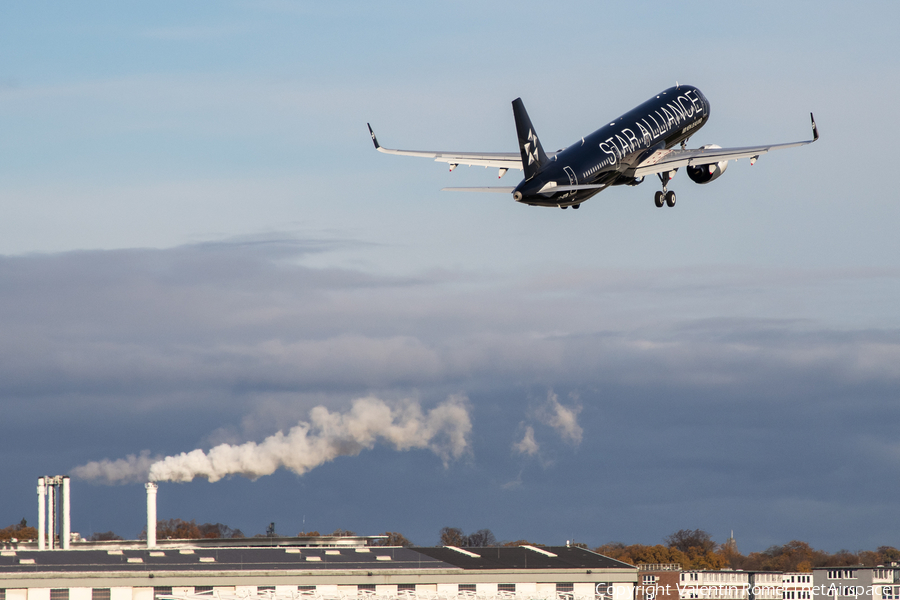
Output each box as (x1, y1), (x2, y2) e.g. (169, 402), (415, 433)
(523, 129), (540, 165)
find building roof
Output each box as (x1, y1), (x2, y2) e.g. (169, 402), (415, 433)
(412, 546), (634, 570)
(0, 547), (452, 574)
(0, 546), (633, 576)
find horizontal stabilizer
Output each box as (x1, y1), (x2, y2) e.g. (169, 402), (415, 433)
(441, 187), (516, 193)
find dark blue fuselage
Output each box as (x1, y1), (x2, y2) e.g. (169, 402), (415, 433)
(513, 86), (710, 206)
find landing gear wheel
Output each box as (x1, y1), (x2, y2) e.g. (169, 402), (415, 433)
(665, 190), (676, 207)
(572, 204), (580, 210)
(560, 206), (568, 209)
(654, 191), (664, 208)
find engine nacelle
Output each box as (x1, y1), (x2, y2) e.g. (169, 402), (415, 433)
(686, 144), (728, 184)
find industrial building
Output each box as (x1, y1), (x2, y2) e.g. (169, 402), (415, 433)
(0, 477), (637, 600)
(0, 542), (637, 600)
(6, 477), (900, 600)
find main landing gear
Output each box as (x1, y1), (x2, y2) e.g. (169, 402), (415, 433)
(654, 171), (677, 208)
(654, 190), (676, 208)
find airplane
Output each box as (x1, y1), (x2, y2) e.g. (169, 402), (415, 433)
(367, 85), (818, 209)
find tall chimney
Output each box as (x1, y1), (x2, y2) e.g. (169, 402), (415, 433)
(37, 478), (46, 551)
(62, 476), (71, 550)
(145, 482), (157, 548)
(47, 484), (55, 550)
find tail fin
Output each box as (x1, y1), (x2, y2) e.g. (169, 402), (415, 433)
(512, 98), (549, 180)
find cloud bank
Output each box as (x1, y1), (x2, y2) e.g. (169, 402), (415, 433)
(5, 238), (900, 550)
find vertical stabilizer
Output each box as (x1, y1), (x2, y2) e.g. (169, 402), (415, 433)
(512, 98), (549, 180)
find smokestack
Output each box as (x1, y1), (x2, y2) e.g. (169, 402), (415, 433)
(145, 482), (157, 548)
(62, 476), (71, 550)
(37, 478), (46, 551)
(47, 484), (55, 550)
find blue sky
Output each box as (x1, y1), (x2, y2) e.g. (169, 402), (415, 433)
(2, 1), (900, 553)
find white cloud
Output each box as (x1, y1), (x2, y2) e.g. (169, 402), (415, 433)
(513, 425), (539, 456)
(544, 392), (582, 446)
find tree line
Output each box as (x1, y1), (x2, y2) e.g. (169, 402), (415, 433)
(0, 519), (38, 542)
(137, 519), (246, 540)
(595, 529), (900, 572)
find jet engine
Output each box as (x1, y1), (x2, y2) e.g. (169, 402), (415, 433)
(686, 144), (728, 184)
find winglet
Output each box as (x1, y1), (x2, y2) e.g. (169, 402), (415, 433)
(367, 123), (381, 150)
(810, 113), (819, 142)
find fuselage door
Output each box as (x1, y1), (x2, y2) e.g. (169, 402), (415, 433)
(562, 166), (578, 198)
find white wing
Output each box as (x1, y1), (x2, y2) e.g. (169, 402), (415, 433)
(629, 113), (819, 178)
(368, 123), (532, 169)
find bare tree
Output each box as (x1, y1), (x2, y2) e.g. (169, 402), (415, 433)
(332, 528), (356, 537)
(665, 529), (716, 554)
(199, 523), (244, 539)
(465, 529), (497, 547)
(503, 539), (544, 547)
(373, 531), (412, 547)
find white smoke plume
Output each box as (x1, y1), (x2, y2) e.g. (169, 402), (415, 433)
(70, 450), (162, 485)
(72, 396), (471, 485)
